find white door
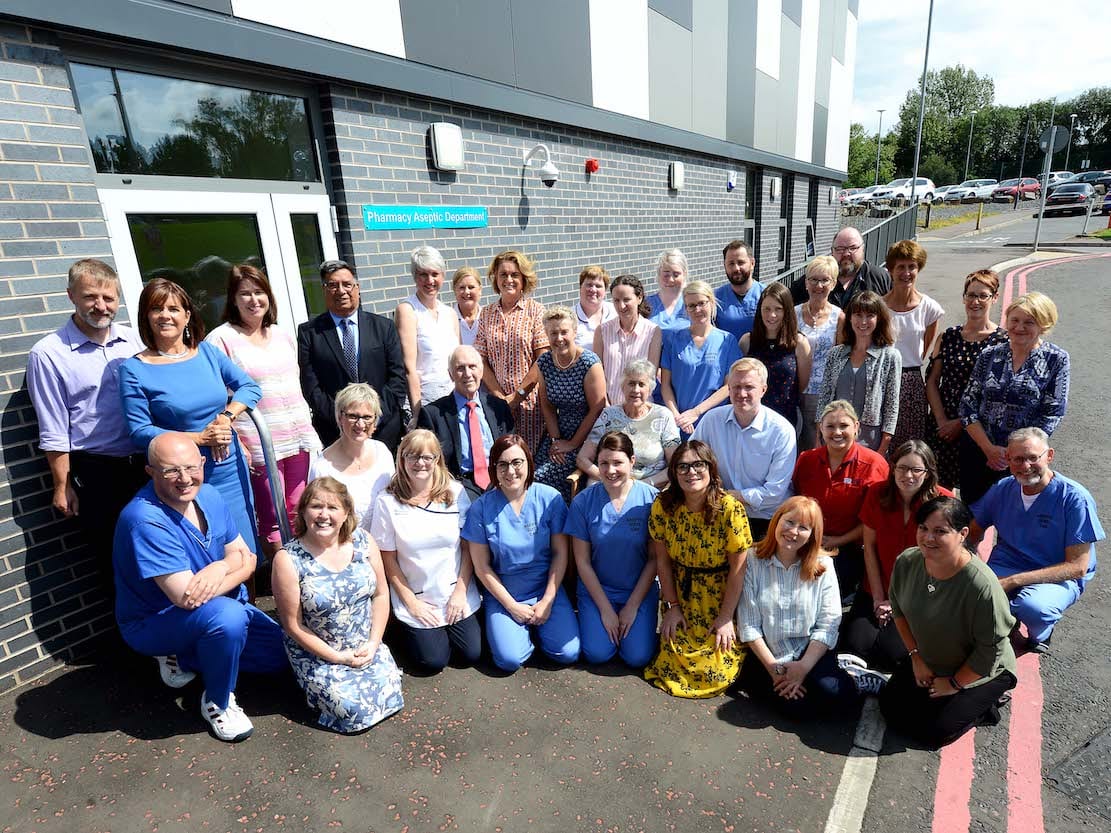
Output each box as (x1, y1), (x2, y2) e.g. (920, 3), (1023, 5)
(99, 189), (338, 338)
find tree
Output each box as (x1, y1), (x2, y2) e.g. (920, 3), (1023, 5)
(846, 122), (896, 187)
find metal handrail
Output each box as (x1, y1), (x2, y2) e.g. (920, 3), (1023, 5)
(246, 408), (294, 546)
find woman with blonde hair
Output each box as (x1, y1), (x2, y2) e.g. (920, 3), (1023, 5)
(795, 255), (843, 450)
(453, 266), (484, 346)
(647, 248), (691, 332)
(370, 430), (482, 673)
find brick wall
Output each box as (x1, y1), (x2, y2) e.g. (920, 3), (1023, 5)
(0, 23), (114, 693)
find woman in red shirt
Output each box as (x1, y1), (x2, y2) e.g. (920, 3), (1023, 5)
(845, 439), (953, 670)
(792, 400), (889, 601)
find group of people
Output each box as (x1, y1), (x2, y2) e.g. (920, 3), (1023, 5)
(25, 232), (1101, 750)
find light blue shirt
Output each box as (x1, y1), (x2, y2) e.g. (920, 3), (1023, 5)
(461, 483), (568, 599)
(454, 391), (494, 473)
(564, 480), (658, 597)
(692, 403), (796, 519)
(714, 281), (764, 341)
(328, 310), (359, 354)
(737, 554), (841, 663)
(646, 293), (690, 332)
(661, 327), (743, 422)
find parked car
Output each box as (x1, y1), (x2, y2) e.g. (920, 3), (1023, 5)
(992, 177), (1041, 201)
(871, 177), (937, 204)
(844, 185), (879, 206)
(1042, 183), (1096, 216)
(931, 185), (959, 203)
(1037, 171), (1074, 187)
(838, 188), (862, 204)
(946, 178), (999, 202)
(1048, 170), (1111, 195)
(1102, 190), (1111, 215)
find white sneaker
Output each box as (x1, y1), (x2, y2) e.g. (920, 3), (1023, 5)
(836, 652), (869, 671)
(844, 664), (889, 696)
(156, 655), (196, 689)
(200, 691), (254, 742)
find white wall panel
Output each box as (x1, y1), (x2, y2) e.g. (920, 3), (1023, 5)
(754, 0), (781, 80)
(589, 0), (650, 119)
(232, 0), (406, 59)
(824, 10), (857, 171)
(793, 0), (819, 161)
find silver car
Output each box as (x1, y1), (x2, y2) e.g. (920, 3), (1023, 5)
(945, 178), (998, 202)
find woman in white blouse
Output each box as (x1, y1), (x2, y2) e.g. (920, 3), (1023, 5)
(737, 496), (882, 717)
(453, 266), (483, 347)
(370, 430), (482, 672)
(574, 264), (616, 349)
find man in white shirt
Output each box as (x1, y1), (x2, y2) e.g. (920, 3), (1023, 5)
(692, 358), (797, 538)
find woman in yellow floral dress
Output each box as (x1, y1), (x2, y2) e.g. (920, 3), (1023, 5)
(645, 440), (753, 697)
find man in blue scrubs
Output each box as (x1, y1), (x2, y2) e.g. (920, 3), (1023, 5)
(714, 240), (763, 341)
(970, 428), (1103, 653)
(114, 432), (287, 742)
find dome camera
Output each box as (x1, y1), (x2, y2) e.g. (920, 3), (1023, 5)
(523, 143), (560, 189)
(538, 161), (560, 188)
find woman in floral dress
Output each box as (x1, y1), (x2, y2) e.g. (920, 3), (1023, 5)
(272, 476), (403, 733)
(645, 440), (753, 698)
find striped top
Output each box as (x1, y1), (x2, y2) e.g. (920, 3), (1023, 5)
(205, 324), (322, 465)
(596, 315), (659, 405)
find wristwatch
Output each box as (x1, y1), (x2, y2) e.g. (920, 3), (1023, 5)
(774, 663), (786, 676)
(662, 600), (679, 611)
(948, 675), (964, 691)
(515, 387), (528, 398)
(220, 409), (235, 420)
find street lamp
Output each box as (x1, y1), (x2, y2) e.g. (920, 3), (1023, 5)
(874, 109), (885, 185)
(909, 0), (935, 207)
(963, 110), (977, 181)
(1064, 112), (1078, 173)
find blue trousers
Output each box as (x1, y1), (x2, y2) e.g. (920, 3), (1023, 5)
(121, 596), (287, 708)
(577, 582), (658, 668)
(1006, 580), (1083, 643)
(485, 587), (580, 672)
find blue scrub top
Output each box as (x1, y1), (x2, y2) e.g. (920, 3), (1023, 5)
(661, 327), (743, 419)
(461, 482), (568, 599)
(972, 473), (1103, 586)
(647, 293), (690, 332)
(714, 281), (764, 341)
(113, 482), (247, 627)
(565, 480), (658, 597)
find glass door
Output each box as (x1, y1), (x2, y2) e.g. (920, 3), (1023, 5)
(99, 189), (337, 337)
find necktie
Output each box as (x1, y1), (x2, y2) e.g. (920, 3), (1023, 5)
(465, 401), (490, 490)
(340, 318), (358, 379)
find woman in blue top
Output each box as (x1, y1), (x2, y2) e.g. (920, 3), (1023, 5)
(566, 431), (659, 668)
(462, 433), (581, 672)
(660, 280), (743, 435)
(119, 278), (262, 550)
(647, 248), (691, 333)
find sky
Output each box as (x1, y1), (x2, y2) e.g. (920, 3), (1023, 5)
(851, 0), (1111, 131)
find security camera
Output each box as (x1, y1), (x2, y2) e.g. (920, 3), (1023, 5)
(523, 143), (560, 189)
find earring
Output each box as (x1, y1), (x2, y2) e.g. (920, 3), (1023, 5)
(184, 325), (191, 342)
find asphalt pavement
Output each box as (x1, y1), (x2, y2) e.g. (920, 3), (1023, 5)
(1, 214), (1109, 833)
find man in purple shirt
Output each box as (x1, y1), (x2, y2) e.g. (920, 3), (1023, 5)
(27, 258), (148, 608)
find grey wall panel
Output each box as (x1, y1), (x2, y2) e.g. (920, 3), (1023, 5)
(170, 0), (231, 13)
(648, 0), (692, 30)
(832, 0), (848, 64)
(815, 0), (835, 107)
(777, 16), (800, 158)
(812, 102), (828, 167)
(782, 0), (803, 26)
(725, 0), (757, 147)
(691, 0), (727, 140)
(400, 0), (516, 88)
(648, 10), (692, 131)
(509, 0), (592, 106)
(753, 70), (778, 153)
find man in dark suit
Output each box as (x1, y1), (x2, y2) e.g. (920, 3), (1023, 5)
(417, 345), (514, 500)
(790, 226), (890, 307)
(297, 259), (409, 450)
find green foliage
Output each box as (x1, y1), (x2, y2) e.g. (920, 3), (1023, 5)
(846, 122), (896, 187)
(919, 153), (958, 187)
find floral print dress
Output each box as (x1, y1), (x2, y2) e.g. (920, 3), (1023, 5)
(644, 493), (753, 698)
(283, 529), (404, 733)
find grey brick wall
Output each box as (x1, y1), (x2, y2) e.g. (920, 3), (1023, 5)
(0, 24), (114, 694)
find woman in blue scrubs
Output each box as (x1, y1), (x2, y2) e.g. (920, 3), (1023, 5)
(566, 431), (659, 668)
(659, 280), (743, 435)
(462, 434), (581, 672)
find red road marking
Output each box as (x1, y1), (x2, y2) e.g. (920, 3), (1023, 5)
(1007, 651), (1045, 833)
(1001, 251), (1111, 308)
(931, 729), (977, 833)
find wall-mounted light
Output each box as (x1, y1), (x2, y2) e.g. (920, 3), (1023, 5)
(668, 162), (684, 190)
(523, 143), (560, 188)
(429, 122), (464, 171)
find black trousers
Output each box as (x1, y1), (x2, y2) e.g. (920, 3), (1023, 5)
(738, 650), (860, 720)
(957, 433), (1008, 507)
(830, 542), (865, 601)
(747, 517), (770, 542)
(69, 451), (150, 608)
(879, 660), (1017, 749)
(400, 612), (483, 673)
(840, 592), (908, 672)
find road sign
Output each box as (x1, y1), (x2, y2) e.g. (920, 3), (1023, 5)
(1039, 126), (1068, 153)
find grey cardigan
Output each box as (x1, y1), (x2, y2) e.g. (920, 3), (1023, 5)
(817, 344), (902, 435)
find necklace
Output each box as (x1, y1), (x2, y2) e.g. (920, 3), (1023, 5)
(552, 349), (578, 370)
(926, 552), (970, 592)
(157, 347), (189, 359)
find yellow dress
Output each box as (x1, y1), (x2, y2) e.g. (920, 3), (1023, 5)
(644, 493), (752, 698)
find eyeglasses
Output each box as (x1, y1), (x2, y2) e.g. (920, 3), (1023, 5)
(342, 412), (376, 424)
(675, 460), (709, 475)
(324, 281), (357, 293)
(964, 292), (995, 302)
(806, 277), (833, 286)
(686, 300), (711, 311)
(1010, 449), (1049, 466)
(832, 245), (862, 254)
(781, 518), (813, 534)
(894, 465), (928, 476)
(404, 453), (438, 465)
(158, 464), (203, 479)
(495, 458), (527, 472)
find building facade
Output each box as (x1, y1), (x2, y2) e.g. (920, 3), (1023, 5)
(0, 0), (858, 692)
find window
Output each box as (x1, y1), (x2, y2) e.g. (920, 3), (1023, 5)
(71, 63), (318, 182)
(743, 168), (759, 265)
(805, 177), (819, 257)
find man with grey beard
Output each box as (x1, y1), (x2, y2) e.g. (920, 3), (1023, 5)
(790, 227), (890, 308)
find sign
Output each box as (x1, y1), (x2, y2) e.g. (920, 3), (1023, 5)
(1038, 126), (1068, 154)
(362, 204), (488, 230)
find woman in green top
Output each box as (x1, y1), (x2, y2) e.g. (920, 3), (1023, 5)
(879, 496), (1017, 748)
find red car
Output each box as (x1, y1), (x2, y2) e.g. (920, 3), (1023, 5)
(992, 177), (1041, 201)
